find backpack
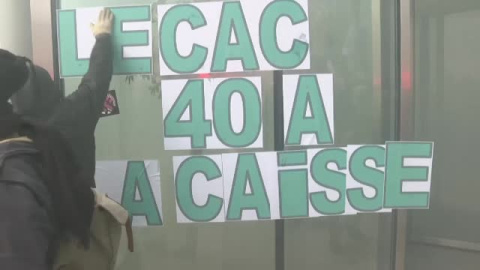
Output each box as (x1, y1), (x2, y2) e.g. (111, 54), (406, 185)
(0, 138), (134, 269)
(53, 190), (135, 270)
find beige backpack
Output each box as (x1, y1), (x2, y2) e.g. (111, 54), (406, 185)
(54, 190), (134, 270)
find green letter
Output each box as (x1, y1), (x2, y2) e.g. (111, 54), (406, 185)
(227, 154), (270, 220)
(211, 2), (259, 72)
(160, 5), (208, 74)
(112, 6), (152, 74)
(384, 142), (433, 208)
(122, 161), (162, 225)
(176, 156), (224, 222)
(278, 151), (309, 218)
(164, 80), (212, 148)
(310, 148), (347, 215)
(58, 10), (89, 77)
(213, 78), (262, 147)
(260, 1), (309, 69)
(347, 146), (386, 212)
(58, 6), (152, 77)
(286, 75), (333, 146)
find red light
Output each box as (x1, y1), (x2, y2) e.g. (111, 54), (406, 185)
(401, 71), (412, 91)
(199, 73), (211, 79)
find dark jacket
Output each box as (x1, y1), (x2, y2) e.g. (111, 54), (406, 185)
(44, 34), (113, 187)
(12, 34), (113, 187)
(0, 140), (54, 269)
(0, 35), (113, 269)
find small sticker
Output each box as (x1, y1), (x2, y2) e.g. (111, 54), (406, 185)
(101, 90), (120, 118)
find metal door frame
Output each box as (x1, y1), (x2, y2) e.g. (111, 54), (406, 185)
(393, 0), (415, 269)
(29, 0), (61, 90)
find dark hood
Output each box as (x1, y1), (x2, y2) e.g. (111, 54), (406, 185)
(11, 65), (63, 122)
(0, 49), (29, 115)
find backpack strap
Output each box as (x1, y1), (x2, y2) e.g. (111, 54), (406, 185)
(93, 190), (134, 252)
(0, 137), (34, 167)
(0, 139), (53, 217)
(0, 137), (33, 144)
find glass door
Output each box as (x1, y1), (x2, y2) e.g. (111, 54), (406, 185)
(283, 1), (398, 269)
(403, 0), (480, 269)
(54, 0), (399, 269)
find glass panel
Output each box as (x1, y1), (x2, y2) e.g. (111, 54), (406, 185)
(406, 0), (480, 269)
(283, 0), (397, 269)
(58, 0), (398, 269)
(59, 1), (276, 269)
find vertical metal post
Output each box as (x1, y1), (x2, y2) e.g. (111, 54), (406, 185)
(51, 0), (62, 92)
(273, 70), (285, 270)
(30, 0), (63, 96)
(399, 0), (415, 141)
(394, 1), (415, 270)
(30, 0), (55, 78)
(375, 0), (400, 269)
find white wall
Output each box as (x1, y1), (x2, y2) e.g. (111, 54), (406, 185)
(0, 0), (33, 58)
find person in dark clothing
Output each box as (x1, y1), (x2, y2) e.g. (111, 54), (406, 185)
(12, 8), (114, 187)
(11, 65), (63, 122)
(0, 8), (114, 269)
(0, 47), (94, 270)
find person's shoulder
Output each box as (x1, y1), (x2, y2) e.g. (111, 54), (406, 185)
(0, 140), (52, 213)
(0, 139), (39, 173)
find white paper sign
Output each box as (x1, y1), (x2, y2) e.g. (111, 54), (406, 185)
(222, 152), (280, 221)
(173, 155), (226, 223)
(169, 143), (435, 223)
(385, 141), (435, 209)
(307, 148), (350, 217)
(157, 0), (310, 76)
(57, 5), (153, 77)
(161, 77), (263, 150)
(283, 74), (334, 146)
(345, 145), (391, 214)
(95, 160), (163, 227)
(74, 6), (152, 60)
